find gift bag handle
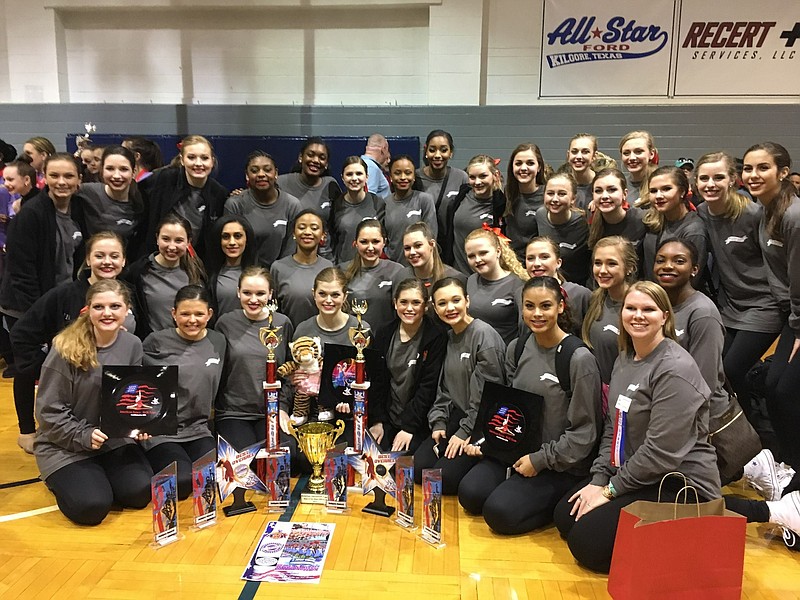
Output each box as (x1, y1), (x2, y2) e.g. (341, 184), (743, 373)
(657, 472), (689, 502)
(673, 485), (701, 519)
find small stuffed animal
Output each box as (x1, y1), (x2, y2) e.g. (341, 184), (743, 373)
(276, 336), (322, 425)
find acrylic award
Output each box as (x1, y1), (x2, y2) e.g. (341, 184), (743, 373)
(420, 468), (445, 548)
(394, 456), (416, 530)
(216, 435), (267, 517)
(348, 429), (402, 517)
(323, 450), (350, 514)
(101, 365), (178, 438)
(191, 450), (217, 530)
(151, 461), (182, 547)
(265, 449), (291, 513)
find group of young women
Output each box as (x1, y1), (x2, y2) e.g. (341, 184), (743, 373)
(5, 130), (799, 573)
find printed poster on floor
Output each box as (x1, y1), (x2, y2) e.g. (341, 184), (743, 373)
(242, 521), (335, 584)
(539, 0), (675, 97)
(674, 0), (800, 96)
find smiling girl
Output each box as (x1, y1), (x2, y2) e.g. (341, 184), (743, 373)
(640, 166), (707, 285)
(443, 155), (506, 274)
(383, 155), (437, 263)
(344, 219), (404, 327)
(416, 130), (469, 234)
(35, 280), (151, 525)
(141, 285), (225, 499)
(370, 279), (447, 454)
(398, 221), (466, 288)
(205, 215), (257, 319)
(566, 134), (598, 211)
(586, 168), (646, 253)
(330, 156), (386, 264)
(504, 143), (547, 261)
(464, 227), (528, 344)
(459, 276), (601, 535)
(535, 172), (590, 284)
(224, 151), (301, 268)
(413, 277), (506, 495)
(618, 130), (657, 205)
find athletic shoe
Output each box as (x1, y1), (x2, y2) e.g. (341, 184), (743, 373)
(768, 491), (800, 551)
(744, 449), (793, 501)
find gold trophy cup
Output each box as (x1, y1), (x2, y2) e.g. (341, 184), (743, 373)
(287, 419), (346, 503)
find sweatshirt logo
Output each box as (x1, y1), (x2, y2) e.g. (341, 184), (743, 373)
(479, 213), (492, 220)
(72, 231), (83, 241)
(540, 372), (559, 384)
(525, 210), (536, 217)
(378, 281), (392, 288)
(407, 209), (422, 218)
(408, 358), (418, 368)
(205, 358), (220, 367)
(724, 235), (747, 245)
(767, 239), (784, 247)
(273, 219), (288, 228)
(491, 298), (513, 306)
(198, 205), (206, 213)
(675, 328), (685, 337)
(627, 383), (640, 393)
(559, 242), (577, 250)
(320, 201), (331, 210)
(116, 218), (134, 226)
(459, 352), (471, 360)
(603, 324), (620, 335)
(447, 191), (459, 198)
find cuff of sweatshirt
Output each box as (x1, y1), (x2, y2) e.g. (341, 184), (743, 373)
(431, 421), (447, 433)
(590, 474), (611, 487)
(454, 427), (470, 441)
(530, 451), (548, 474)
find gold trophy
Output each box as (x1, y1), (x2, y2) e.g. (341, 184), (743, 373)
(287, 419), (346, 504)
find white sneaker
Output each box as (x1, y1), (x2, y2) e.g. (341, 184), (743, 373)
(744, 449), (790, 501)
(768, 491), (800, 551)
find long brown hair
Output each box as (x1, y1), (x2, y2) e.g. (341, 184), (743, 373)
(156, 214), (207, 285)
(641, 166), (690, 234)
(587, 168), (628, 248)
(694, 151), (749, 221)
(744, 142), (794, 240)
(403, 221), (445, 283)
(505, 143), (546, 216)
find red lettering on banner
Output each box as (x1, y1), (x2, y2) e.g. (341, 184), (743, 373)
(682, 21), (776, 48)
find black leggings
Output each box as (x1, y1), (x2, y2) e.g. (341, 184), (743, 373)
(44, 444), (153, 526)
(458, 457), (584, 534)
(413, 410), (478, 495)
(145, 437), (216, 500)
(553, 479), (710, 574)
(722, 328), (778, 419)
(4, 314), (37, 434)
(378, 420), (429, 457)
(764, 323), (800, 466)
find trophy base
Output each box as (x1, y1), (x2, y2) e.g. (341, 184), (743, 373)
(300, 492), (327, 505)
(223, 488), (257, 517)
(363, 501), (395, 518)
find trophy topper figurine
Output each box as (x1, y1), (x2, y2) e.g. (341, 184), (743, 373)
(74, 122), (97, 156)
(258, 301), (282, 361)
(348, 300), (371, 359)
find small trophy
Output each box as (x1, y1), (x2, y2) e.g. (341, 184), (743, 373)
(395, 456), (416, 530)
(191, 450), (217, 530)
(323, 450), (350, 514)
(151, 462), (182, 547)
(347, 300), (371, 485)
(421, 468), (445, 548)
(216, 435), (267, 517)
(348, 429), (402, 517)
(287, 420), (346, 504)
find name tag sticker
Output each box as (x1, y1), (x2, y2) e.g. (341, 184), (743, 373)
(615, 394), (633, 412)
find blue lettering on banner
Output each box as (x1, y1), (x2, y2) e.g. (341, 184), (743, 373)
(546, 16), (669, 68)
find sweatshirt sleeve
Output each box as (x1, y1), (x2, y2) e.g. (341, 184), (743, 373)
(785, 213), (800, 337)
(427, 368), (451, 433)
(529, 349), (602, 473)
(35, 358), (95, 452)
(686, 313), (724, 392)
(455, 342), (506, 441)
(607, 372), (709, 496)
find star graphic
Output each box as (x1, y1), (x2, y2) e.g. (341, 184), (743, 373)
(215, 434), (267, 502)
(592, 27), (603, 39)
(348, 430), (402, 497)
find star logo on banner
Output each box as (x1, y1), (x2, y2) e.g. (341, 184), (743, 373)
(349, 430), (402, 497)
(215, 435), (267, 502)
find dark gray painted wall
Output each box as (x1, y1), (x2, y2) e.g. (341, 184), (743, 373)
(1, 104), (797, 170)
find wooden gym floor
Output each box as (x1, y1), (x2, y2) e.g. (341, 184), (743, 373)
(1, 378), (799, 599)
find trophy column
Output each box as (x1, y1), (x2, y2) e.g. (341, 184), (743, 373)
(347, 301), (370, 486)
(256, 302), (284, 486)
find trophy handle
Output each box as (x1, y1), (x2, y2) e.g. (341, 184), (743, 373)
(286, 419), (300, 443)
(332, 419), (346, 445)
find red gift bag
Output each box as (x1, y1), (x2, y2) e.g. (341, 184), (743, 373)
(608, 488), (746, 599)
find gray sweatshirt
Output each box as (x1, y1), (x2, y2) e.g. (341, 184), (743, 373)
(384, 190), (437, 263)
(586, 294), (622, 384)
(427, 319), (506, 440)
(141, 328), (226, 448)
(215, 309), (294, 418)
(35, 331), (143, 480)
(466, 272), (524, 345)
(345, 259), (406, 328)
(759, 197), (800, 336)
(535, 208), (590, 284)
(590, 338), (721, 501)
(270, 255), (334, 327)
(698, 201), (783, 333)
(506, 334), (602, 475)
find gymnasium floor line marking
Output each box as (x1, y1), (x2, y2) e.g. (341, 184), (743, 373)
(0, 505), (59, 523)
(0, 477), (41, 490)
(238, 474), (309, 600)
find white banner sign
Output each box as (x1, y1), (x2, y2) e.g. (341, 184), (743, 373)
(675, 0), (800, 96)
(539, 0), (675, 97)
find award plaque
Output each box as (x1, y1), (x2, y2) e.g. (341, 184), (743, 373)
(216, 435), (267, 517)
(476, 381), (544, 466)
(323, 450), (350, 514)
(151, 462), (182, 547)
(420, 468), (445, 548)
(394, 456), (416, 530)
(265, 450), (291, 513)
(191, 450), (217, 530)
(348, 430), (402, 517)
(318, 344), (384, 412)
(101, 365), (178, 438)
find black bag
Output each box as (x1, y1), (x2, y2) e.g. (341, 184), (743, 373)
(709, 391), (762, 485)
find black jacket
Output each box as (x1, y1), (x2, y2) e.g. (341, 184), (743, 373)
(137, 166), (228, 262)
(369, 314), (447, 434)
(0, 190), (87, 314)
(439, 183), (506, 266)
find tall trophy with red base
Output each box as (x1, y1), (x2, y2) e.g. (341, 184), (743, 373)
(256, 301), (290, 511)
(346, 300), (371, 486)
